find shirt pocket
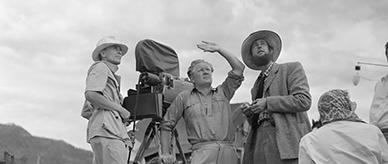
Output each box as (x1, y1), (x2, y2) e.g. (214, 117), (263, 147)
(211, 96), (228, 114)
(184, 100), (203, 119)
(102, 111), (126, 138)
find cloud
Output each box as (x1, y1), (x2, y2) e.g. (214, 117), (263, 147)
(1, 0), (388, 151)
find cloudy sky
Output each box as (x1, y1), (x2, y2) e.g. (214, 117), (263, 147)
(1, 0), (388, 151)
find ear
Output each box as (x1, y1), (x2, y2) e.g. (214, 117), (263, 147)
(189, 77), (194, 83)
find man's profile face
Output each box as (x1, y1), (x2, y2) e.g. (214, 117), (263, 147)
(190, 62), (213, 87)
(101, 45), (123, 65)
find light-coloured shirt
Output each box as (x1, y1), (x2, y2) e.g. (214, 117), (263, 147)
(85, 61), (129, 142)
(299, 121), (388, 164)
(161, 71), (244, 145)
(370, 74), (388, 129)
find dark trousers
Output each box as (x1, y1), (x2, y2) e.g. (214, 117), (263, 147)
(242, 121), (297, 164)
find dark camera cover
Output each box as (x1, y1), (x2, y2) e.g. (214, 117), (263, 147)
(135, 39), (180, 77)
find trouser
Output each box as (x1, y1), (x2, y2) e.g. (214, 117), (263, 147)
(381, 128), (388, 143)
(190, 141), (239, 164)
(90, 136), (129, 164)
(242, 121), (297, 164)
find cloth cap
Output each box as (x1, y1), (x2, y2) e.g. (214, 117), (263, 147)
(318, 89), (362, 125)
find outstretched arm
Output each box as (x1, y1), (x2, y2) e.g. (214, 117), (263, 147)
(197, 41), (245, 76)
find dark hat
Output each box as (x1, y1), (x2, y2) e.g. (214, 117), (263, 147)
(241, 30), (282, 70)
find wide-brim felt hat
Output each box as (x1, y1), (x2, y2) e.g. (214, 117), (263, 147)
(241, 30), (282, 70)
(92, 36), (128, 61)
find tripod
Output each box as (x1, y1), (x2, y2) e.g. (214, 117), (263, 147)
(132, 119), (187, 164)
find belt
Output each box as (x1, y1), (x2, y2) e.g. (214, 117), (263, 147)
(191, 140), (234, 151)
(252, 118), (275, 129)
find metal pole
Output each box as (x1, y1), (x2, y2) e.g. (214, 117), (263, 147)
(357, 62), (388, 67)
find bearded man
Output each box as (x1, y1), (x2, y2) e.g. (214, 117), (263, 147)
(239, 30), (312, 164)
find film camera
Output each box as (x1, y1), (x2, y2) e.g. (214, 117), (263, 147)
(122, 39), (193, 164)
(123, 39), (193, 121)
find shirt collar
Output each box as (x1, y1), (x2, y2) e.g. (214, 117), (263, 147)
(102, 61), (119, 73)
(191, 87), (217, 94)
(261, 62), (274, 77)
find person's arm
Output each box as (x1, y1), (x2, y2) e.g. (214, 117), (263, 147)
(160, 93), (185, 164)
(197, 41), (245, 76)
(243, 62), (310, 114)
(85, 91), (130, 118)
(265, 62), (311, 113)
(85, 62), (130, 118)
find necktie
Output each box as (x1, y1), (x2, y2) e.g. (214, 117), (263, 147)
(255, 73), (266, 99)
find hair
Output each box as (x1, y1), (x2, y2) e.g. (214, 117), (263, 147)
(187, 59), (214, 78)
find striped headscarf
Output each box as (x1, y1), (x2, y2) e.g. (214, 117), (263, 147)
(318, 89), (363, 125)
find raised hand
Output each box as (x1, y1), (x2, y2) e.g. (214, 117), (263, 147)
(196, 41), (220, 53)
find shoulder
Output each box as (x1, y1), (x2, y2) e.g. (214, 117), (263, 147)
(88, 62), (109, 74)
(358, 122), (381, 131)
(175, 90), (192, 102)
(91, 61), (108, 70)
(279, 61), (303, 68)
(277, 62), (305, 74)
(299, 130), (316, 145)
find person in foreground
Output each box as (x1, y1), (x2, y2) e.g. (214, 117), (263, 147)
(159, 41), (245, 164)
(240, 30), (311, 164)
(299, 89), (388, 164)
(82, 36), (132, 164)
(370, 42), (388, 142)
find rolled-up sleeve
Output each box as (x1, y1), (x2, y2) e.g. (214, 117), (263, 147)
(221, 71), (244, 100)
(85, 63), (109, 92)
(160, 93), (185, 131)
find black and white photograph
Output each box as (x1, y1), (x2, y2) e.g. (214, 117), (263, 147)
(0, 0), (387, 164)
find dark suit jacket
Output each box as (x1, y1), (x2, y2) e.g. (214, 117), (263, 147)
(251, 62), (312, 159)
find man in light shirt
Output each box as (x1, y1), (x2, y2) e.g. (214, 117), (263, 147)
(370, 42), (388, 142)
(299, 89), (388, 164)
(82, 36), (132, 164)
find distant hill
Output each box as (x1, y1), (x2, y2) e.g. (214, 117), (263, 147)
(0, 123), (92, 164)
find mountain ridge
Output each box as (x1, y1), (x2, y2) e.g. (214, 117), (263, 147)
(0, 123), (92, 164)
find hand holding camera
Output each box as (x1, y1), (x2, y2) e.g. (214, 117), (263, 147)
(160, 153), (176, 164)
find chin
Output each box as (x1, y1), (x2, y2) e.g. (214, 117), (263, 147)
(113, 60), (121, 65)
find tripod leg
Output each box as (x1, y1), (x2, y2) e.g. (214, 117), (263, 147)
(173, 129), (187, 164)
(133, 121), (156, 164)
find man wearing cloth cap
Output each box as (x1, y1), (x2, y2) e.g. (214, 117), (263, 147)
(160, 41), (245, 164)
(239, 30), (311, 164)
(82, 36), (132, 164)
(299, 89), (388, 164)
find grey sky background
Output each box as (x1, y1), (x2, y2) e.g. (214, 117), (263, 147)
(1, 0), (388, 151)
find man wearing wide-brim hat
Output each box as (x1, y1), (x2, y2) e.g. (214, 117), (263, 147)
(239, 30), (312, 164)
(82, 36), (132, 164)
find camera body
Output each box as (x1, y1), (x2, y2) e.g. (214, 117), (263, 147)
(123, 72), (193, 121)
